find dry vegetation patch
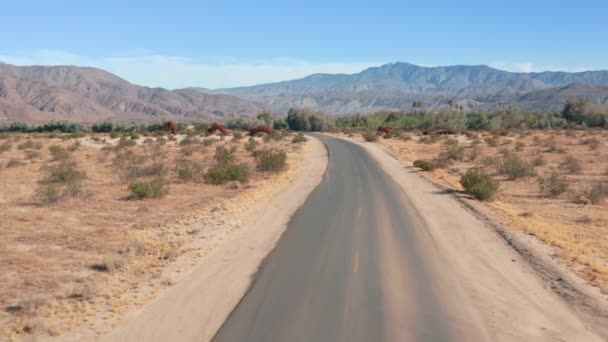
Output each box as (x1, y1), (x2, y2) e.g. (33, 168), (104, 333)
(0, 131), (304, 338)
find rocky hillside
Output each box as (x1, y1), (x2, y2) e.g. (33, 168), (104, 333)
(216, 62), (608, 114)
(0, 62), (265, 122)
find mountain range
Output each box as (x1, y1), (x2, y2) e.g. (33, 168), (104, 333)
(1, 61), (608, 123)
(0, 62), (265, 123)
(215, 62), (608, 113)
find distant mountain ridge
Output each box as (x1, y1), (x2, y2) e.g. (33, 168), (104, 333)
(0, 62), (265, 122)
(215, 62), (608, 113)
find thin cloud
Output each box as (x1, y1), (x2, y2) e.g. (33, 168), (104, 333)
(0, 50), (380, 89)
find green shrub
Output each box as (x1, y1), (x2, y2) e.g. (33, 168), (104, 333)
(129, 177), (168, 199)
(175, 159), (205, 183)
(202, 138), (216, 146)
(214, 145), (237, 165)
(42, 161), (86, 183)
(109, 131), (120, 139)
(262, 134), (272, 143)
(180, 136), (200, 146)
(460, 167), (499, 201)
(205, 163), (250, 184)
(232, 132), (244, 140)
(362, 131), (378, 142)
(538, 172), (569, 198)
(291, 133), (307, 143)
(255, 149), (287, 172)
(413, 159), (434, 171)
(498, 154), (536, 180)
(245, 138), (259, 152)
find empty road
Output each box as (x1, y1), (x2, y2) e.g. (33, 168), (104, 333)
(212, 135), (603, 342)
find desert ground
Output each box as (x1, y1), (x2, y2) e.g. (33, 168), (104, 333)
(333, 129), (608, 294)
(0, 129), (310, 339)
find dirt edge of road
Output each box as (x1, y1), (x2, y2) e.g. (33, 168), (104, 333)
(346, 136), (608, 339)
(92, 137), (328, 342)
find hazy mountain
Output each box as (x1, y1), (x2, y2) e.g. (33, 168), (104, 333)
(216, 62), (608, 114)
(0, 62), (265, 122)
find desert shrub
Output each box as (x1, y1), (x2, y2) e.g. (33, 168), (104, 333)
(202, 138), (216, 146)
(543, 136), (564, 153)
(109, 131), (120, 139)
(232, 131), (244, 140)
(559, 155), (582, 174)
(480, 156), (499, 168)
(129, 177), (168, 199)
(581, 137), (601, 150)
(460, 167), (499, 201)
(35, 183), (63, 205)
(24, 150), (40, 160)
(115, 137), (137, 150)
(514, 141), (525, 151)
(419, 135), (439, 144)
(362, 131), (378, 142)
(292, 133), (307, 143)
(180, 145), (197, 156)
(17, 140), (42, 150)
(262, 134), (272, 143)
(467, 145), (480, 161)
(413, 159), (434, 171)
(584, 183), (608, 204)
(205, 163), (250, 184)
(0, 141), (11, 154)
(485, 136), (499, 147)
(130, 133), (140, 140)
(255, 149), (287, 172)
(245, 138), (259, 152)
(214, 145), (237, 165)
(49, 145), (70, 161)
(565, 129), (577, 137)
(175, 159), (205, 183)
(112, 150), (165, 182)
(68, 141), (80, 152)
(180, 136), (200, 146)
(5, 159), (22, 168)
(42, 161), (86, 183)
(92, 121), (114, 133)
(401, 134), (412, 141)
(498, 154), (536, 180)
(531, 155), (546, 167)
(538, 172), (569, 198)
(61, 132), (86, 140)
(439, 142), (465, 161)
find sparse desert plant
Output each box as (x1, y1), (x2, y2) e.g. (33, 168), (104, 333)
(498, 154), (536, 180)
(362, 131), (378, 142)
(262, 134), (272, 143)
(42, 161), (86, 183)
(232, 131), (244, 140)
(109, 131), (120, 139)
(291, 133), (307, 143)
(559, 155), (582, 174)
(17, 140), (42, 150)
(5, 158), (23, 168)
(49, 145), (70, 161)
(538, 171), (569, 198)
(438, 142), (465, 162)
(245, 138), (259, 152)
(255, 148), (287, 172)
(35, 183), (63, 204)
(0, 141), (11, 154)
(584, 182), (608, 204)
(202, 138), (215, 146)
(175, 159), (205, 182)
(581, 137), (601, 150)
(214, 145), (237, 165)
(205, 163), (251, 184)
(514, 141), (525, 151)
(485, 136), (499, 147)
(180, 136), (200, 146)
(128, 176), (169, 199)
(480, 156), (500, 168)
(413, 159), (434, 171)
(24, 150), (40, 160)
(467, 145), (480, 161)
(460, 167), (499, 201)
(531, 155), (546, 167)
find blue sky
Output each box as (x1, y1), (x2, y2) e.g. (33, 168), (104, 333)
(1, 0), (607, 89)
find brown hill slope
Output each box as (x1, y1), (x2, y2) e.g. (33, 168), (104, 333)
(0, 62), (265, 123)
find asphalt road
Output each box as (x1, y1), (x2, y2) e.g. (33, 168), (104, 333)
(213, 135), (462, 342)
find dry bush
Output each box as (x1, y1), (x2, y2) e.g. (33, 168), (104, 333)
(584, 183), (608, 204)
(0, 141), (12, 154)
(498, 154), (536, 180)
(485, 136), (500, 147)
(255, 149), (287, 172)
(460, 167), (499, 201)
(128, 176), (169, 200)
(232, 132), (244, 141)
(214, 145), (237, 165)
(205, 163), (250, 184)
(413, 159), (434, 171)
(514, 141), (525, 151)
(179, 136), (200, 146)
(581, 137), (601, 150)
(531, 155), (546, 167)
(48, 145), (71, 161)
(292, 133), (307, 143)
(559, 155), (582, 174)
(6, 158), (23, 168)
(115, 137), (137, 150)
(17, 140), (43, 150)
(174, 159), (205, 183)
(538, 171), (569, 198)
(245, 138), (259, 152)
(467, 145), (480, 161)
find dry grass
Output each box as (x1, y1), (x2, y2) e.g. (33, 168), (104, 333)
(0, 131), (301, 338)
(341, 129), (608, 293)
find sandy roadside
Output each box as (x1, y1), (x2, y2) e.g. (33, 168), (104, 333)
(333, 134), (608, 341)
(105, 136), (327, 342)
